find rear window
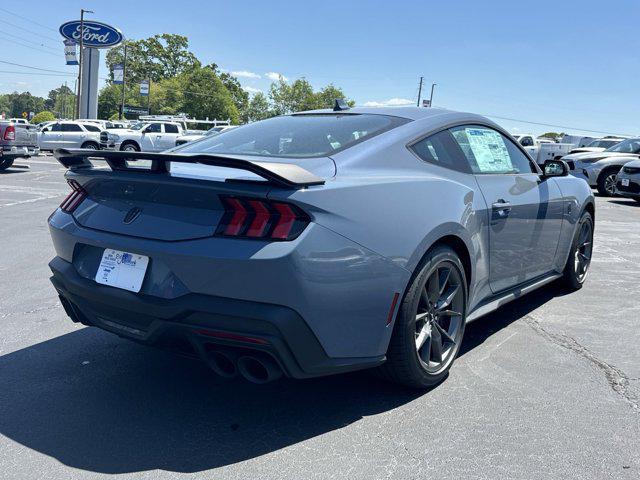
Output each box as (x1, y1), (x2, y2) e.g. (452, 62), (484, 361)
(175, 114), (410, 158)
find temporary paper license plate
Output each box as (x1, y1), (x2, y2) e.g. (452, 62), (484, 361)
(94, 249), (149, 293)
(621, 178), (630, 187)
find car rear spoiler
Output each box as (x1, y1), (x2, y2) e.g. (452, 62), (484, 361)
(53, 148), (325, 189)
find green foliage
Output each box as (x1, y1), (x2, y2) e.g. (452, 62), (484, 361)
(45, 85), (75, 119)
(0, 92), (46, 118)
(31, 111), (56, 124)
(98, 34), (353, 123)
(106, 34), (200, 83)
(540, 132), (563, 139)
(246, 92), (272, 122)
(269, 77), (354, 115)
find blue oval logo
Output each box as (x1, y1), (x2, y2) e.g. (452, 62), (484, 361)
(59, 20), (123, 48)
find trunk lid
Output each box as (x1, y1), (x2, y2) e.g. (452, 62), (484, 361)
(64, 153), (333, 241)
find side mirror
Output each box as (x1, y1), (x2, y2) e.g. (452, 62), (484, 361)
(543, 159), (569, 178)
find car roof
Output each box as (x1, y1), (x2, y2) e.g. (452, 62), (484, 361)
(291, 107), (500, 134)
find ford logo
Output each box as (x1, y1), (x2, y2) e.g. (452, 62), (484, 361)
(59, 20), (123, 48)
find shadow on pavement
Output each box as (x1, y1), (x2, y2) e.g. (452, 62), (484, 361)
(0, 282), (566, 474)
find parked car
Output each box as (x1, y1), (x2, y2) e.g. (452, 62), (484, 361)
(99, 121), (184, 152)
(38, 121), (103, 151)
(513, 134), (575, 165)
(48, 106), (594, 388)
(8, 118), (30, 125)
(566, 137), (640, 196)
(567, 137), (625, 155)
(0, 120), (39, 170)
(174, 125), (238, 147)
(615, 159), (640, 202)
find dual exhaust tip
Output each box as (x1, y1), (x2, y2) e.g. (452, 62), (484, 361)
(206, 348), (283, 384)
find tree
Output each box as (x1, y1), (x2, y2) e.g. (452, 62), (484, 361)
(105, 34), (200, 83)
(31, 111), (56, 124)
(246, 92), (272, 122)
(269, 77), (354, 114)
(0, 92), (46, 118)
(540, 132), (563, 140)
(177, 67), (239, 123)
(219, 71), (249, 122)
(314, 84), (354, 109)
(45, 85), (75, 119)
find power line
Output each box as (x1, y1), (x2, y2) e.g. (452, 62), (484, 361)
(0, 70), (74, 77)
(0, 60), (72, 74)
(481, 113), (632, 137)
(0, 19), (60, 43)
(0, 31), (59, 52)
(0, 7), (58, 33)
(0, 36), (59, 57)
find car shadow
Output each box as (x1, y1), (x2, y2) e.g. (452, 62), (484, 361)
(0, 282), (566, 475)
(607, 199), (639, 207)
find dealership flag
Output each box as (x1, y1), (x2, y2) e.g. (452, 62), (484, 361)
(112, 64), (124, 84)
(140, 80), (149, 96)
(64, 40), (78, 65)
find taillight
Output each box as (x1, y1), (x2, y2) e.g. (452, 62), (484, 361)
(59, 179), (87, 213)
(217, 196), (310, 241)
(4, 125), (15, 141)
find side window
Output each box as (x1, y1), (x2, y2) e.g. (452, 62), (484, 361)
(61, 123), (82, 132)
(450, 126), (535, 174)
(145, 123), (161, 133)
(83, 124), (100, 132)
(520, 136), (534, 147)
(409, 130), (469, 172)
(164, 123), (179, 134)
(50, 123), (62, 132)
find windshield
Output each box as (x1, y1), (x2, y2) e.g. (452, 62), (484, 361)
(588, 139), (618, 148)
(605, 138), (640, 153)
(129, 123), (146, 131)
(176, 114), (410, 158)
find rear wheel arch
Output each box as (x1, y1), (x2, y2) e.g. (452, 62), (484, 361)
(584, 200), (595, 223)
(406, 229), (474, 294)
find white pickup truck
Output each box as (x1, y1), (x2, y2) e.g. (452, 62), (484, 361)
(513, 134), (583, 166)
(99, 121), (185, 152)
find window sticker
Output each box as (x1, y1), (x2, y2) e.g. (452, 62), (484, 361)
(465, 128), (513, 173)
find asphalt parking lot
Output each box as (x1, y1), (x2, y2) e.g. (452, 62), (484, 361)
(0, 155), (638, 480)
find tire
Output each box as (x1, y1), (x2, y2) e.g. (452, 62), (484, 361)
(596, 168), (619, 196)
(379, 245), (467, 388)
(0, 158), (14, 171)
(120, 142), (140, 152)
(81, 142), (99, 150)
(561, 210), (594, 291)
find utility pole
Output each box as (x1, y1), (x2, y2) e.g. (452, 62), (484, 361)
(428, 83), (437, 108)
(119, 42), (128, 120)
(75, 8), (94, 119)
(416, 76), (424, 107)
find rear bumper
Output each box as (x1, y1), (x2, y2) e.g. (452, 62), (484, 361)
(616, 178), (640, 198)
(50, 256), (385, 378)
(1, 145), (39, 157)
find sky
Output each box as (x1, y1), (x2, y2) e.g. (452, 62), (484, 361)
(0, 0), (638, 137)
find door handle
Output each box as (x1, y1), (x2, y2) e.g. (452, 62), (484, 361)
(492, 199), (511, 216)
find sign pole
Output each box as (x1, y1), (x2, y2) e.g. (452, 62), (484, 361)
(75, 8), (94, 119)
(120, 43), (127, 120)
(147, 78), (151, 114)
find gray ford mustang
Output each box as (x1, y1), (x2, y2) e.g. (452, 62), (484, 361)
(48, 106), (595, 388)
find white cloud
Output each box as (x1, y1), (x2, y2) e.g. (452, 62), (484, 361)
(231, 70), (261, 79)
(243, 86), (262, 94)
(362, 98), (414, 107)
(265, 71), (288, 82)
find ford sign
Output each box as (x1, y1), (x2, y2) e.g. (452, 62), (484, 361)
(59, 20), (123, 48)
